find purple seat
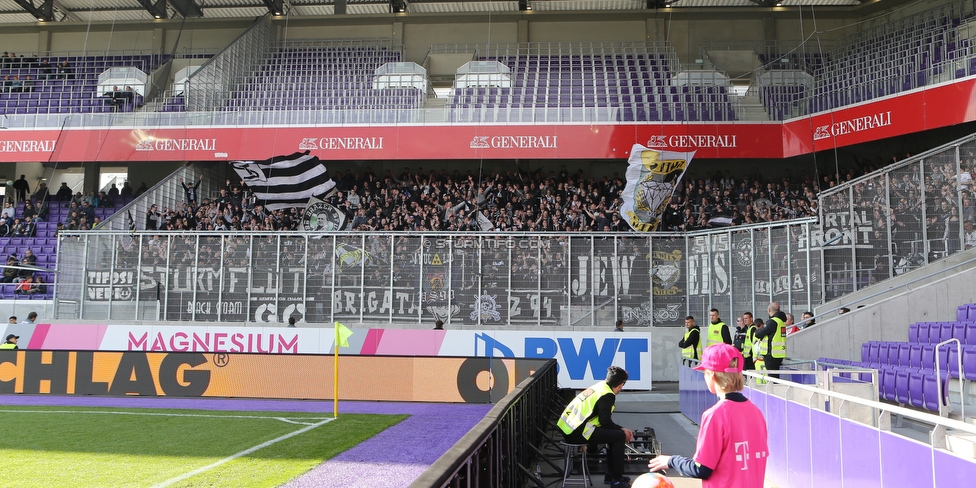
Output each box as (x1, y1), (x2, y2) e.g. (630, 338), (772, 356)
(897, 343), (911, 367)
(952, 322), (967, 342)
(866, 341), (888, 363)
(921, 374), (941, 411)
(908, 344), (923, 369)
(957, 305), (968, 322)
(921, 345), (936, 370)
(909, 323), (921, 343)
(887, 343), (902, 365)
(895, 369), (911, 404)
(966, 323), (976, 345)
(946, 344), (960, 378)
(878, 342), (890, 364)
(861, 343), (871, 363)
(880, 369), (897, 401)
(908, 371), (925, 408)
(963, 345), (976, 381)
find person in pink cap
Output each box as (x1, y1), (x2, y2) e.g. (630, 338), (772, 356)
(647, 344), (769, 487)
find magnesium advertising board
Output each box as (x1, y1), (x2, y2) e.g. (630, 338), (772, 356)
(4, 324), (652, 389)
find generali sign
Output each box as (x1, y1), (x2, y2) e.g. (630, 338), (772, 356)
(1, 77), (974, 163)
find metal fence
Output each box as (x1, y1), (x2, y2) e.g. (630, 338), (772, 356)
(55, 219), (821, 326)
(819, 133), (976, 300)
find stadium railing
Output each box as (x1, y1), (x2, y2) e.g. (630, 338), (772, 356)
(407, 358), (558, 488)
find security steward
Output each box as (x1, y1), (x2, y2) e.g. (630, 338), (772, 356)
(0, 334), (18, 349)
(557, 366), (634, 488)
(734, 312), (758, 371)
(705, 308), (732, 347)
(678, 315), (702, 366)
(754, 302), (788, 378)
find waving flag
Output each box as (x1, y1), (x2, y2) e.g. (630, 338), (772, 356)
(620, 144), (695, 232)
(230, 151), (336, 210)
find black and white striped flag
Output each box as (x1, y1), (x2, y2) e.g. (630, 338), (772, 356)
(230, 151), (336, 210)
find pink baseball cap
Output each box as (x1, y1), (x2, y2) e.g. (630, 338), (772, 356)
(694, 343), (745, 373)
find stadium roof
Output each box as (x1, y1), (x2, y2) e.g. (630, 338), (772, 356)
(0, 0), (884, 25)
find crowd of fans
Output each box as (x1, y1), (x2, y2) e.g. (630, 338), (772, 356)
(134, 166), (857, 233)
(8, 147), (958, 238)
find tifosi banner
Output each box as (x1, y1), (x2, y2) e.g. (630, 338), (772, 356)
(620, 144), (695, 231)
(0, 350), (548, 403)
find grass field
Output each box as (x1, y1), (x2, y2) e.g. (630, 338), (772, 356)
(0, 406), (407, 488)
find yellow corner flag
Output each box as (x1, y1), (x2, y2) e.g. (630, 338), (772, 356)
(335, 321), (353, 348)
(333, 322), (353, 418)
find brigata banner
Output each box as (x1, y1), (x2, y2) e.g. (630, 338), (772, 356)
(7, 323), (652, 389)
(0, 349), (548, 403)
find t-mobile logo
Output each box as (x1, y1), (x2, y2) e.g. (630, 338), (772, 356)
(734, 441), (750, 470)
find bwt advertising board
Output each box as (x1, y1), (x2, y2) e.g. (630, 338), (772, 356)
(0, 350), (549, 403)
(9, 324), (652, 389)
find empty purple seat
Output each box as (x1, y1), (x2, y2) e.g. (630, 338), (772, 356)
(895, 369), (911, 404)
(957, 305), (968, 322)
(880, 369), (897, 401)
(963, 345), (976, 381)
(909, 322), (922, 343)
(908, 344), (923, 369)
(952, 322), (967, 342)
(908, 371), (925, 408)
(861, 343), (871, 362)
(921, 345), (936, 370)
(966, 323), (976, 345)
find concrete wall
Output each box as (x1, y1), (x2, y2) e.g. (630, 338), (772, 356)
(790, 259), (976, 362)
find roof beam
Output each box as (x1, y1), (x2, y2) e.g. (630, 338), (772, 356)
(136, 0), (168, 19)
(170, 0), (204, 18)
(12, 0), (54, 22)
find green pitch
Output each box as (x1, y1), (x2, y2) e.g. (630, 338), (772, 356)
(0, 406), (407, 488)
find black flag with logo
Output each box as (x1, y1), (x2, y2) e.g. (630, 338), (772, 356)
(230, 151), (336, 210)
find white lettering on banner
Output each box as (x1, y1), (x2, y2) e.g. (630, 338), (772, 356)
(813, 111), (892, 140)
(127, 331), (298, 354)
(302, 137), (385, 150)
(797, 211), (873, 250)
(134, 138), (218, 151)
(646, 135), (737, 148)
(570, 256), (637, 297)
(0, 140), (56, 153)
(470, 136), (558, 149)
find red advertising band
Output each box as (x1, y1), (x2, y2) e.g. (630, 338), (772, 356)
(0, 79), (969, 162)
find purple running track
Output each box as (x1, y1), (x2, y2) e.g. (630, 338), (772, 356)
(0, 395), (492, 488)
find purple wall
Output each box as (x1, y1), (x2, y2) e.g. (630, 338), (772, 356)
(679, 365), (976, 487)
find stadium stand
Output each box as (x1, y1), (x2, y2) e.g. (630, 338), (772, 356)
(445, 43), (737, 123)
(0, 53), (163, 115)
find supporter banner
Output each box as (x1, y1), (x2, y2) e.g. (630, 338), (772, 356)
(0, 349), (548, 403)
(9, 324), (653, 389)
(620, 144), (694, 231)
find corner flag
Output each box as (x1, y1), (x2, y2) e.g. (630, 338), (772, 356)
(333, 322), (354, 418)
(335, 322), (353, 348)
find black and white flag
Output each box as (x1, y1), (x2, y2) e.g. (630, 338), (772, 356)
(230, 151), (336, 210)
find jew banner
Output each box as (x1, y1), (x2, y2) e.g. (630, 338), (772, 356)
(619, 144), (695, 231)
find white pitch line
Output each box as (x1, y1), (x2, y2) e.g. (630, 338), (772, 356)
(150, 417), (336, 488)
(0, 409), (332, 423)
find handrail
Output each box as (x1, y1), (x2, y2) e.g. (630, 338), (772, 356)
(935, 338), (965, 419)
(746, 368), (976, 436)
